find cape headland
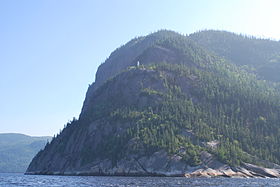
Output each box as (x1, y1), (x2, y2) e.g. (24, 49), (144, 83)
(26, 30), (280, 178)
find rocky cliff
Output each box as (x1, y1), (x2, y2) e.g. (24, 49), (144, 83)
(26, 30), (280, 177)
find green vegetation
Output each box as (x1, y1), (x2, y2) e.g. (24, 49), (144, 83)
(0, 133), (50, 173)
(29, 30), (280, 172)
(190, 30), (280, 82)
(49, 61), (280, 167)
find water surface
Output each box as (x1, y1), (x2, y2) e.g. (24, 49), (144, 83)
(1, 173), (280, 187)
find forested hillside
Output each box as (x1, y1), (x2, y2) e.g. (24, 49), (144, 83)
(27, 30), (280, 177)
(189, 30), (280, 82)
(0, 133), (50, 173)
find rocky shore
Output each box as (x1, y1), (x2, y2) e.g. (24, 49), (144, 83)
(26, 151), (280, 178)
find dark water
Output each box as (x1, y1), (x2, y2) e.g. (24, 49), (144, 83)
(1, 173), (280, 187)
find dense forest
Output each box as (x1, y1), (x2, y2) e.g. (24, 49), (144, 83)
(27, 30), (280, 175)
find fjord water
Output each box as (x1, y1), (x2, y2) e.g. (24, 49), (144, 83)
(1, 173), (280, 187)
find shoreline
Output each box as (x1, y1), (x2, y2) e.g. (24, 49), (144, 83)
(25, 168), (280, 178)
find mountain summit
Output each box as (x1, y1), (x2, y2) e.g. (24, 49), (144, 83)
(26, 30), (280, 177)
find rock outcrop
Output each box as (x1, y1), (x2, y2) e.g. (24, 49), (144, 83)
(26, 150), (280, 178)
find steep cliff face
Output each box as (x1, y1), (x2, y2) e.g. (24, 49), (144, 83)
(27, 30), (280, 177)
(81, 30), (215, 116)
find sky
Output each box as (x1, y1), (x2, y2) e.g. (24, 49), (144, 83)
(1, 0), (280, 136)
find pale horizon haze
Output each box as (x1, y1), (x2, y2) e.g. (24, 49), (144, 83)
(1, 0), (280, 136)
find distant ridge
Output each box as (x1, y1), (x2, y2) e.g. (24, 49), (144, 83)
(189, 30), (280, 82)
(0, 133), (50, 173)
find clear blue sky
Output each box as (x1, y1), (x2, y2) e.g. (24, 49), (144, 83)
(1, 0), (280, 136)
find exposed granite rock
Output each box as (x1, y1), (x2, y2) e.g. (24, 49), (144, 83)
(242, 163), (280, 178)
(81, 31), (180, 116)
(80, 30), (205, 116)
(26, 150), (280, 178)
